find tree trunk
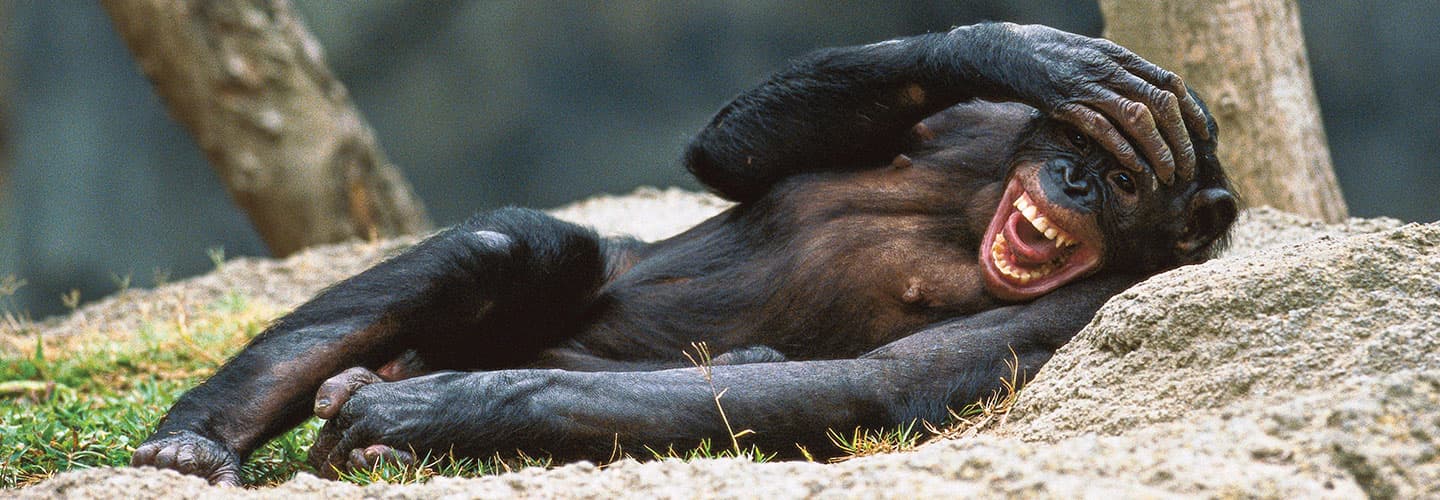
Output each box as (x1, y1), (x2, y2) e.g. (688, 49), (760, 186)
(101, 0), (431, 256)
(1100, 0), (1348, 223)
(0, 2), (10, 202)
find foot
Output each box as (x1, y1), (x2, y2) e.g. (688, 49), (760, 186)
(132, 429), (242, 486)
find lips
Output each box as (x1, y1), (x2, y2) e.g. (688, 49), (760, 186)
(979, 178), (1102, 301)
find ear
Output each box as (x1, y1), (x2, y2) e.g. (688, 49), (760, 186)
(1175, 187), (1238, 262)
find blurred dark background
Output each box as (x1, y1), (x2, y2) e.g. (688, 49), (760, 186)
(1, 1), (1435, 318)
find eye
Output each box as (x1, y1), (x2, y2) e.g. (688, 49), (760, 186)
(1109, 171), (1136, 194)
(1066, 128), (1091, 151)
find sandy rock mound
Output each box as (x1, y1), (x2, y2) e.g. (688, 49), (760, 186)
(12, 191), (1440, 498)
(1015, 212), (1438, 435)
(1009, 215), (1440, 497)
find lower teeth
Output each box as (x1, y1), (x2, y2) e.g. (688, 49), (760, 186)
(991, 233), (1061, 283)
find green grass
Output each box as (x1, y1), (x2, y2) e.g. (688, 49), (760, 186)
(644, 438), (776, 464)
(0, 378), (318, 487)
(0, 288), (488, 488)
(0, 291), (311, 488)
(330, 449), (553, 486)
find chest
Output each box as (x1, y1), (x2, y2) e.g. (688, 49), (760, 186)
(754, 220), (996, 356)
(580, 167), (1006, 360)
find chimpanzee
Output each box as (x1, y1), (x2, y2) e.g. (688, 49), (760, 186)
(132, 22), (1236, 485)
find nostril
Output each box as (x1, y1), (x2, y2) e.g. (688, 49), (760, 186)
(1047, 158), (1093, 199)
(1062, 165), (1090, 196)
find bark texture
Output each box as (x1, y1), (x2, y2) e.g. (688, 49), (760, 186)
(1101, 0), (1348, 222)
(0, 2), (10, 200)
(102, 0), (431, 256)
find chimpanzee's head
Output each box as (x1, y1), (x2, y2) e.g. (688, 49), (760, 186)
(979, 93), (1237, 301)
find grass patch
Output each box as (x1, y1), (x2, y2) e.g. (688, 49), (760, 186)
(331, 450), (552, 486)
(925, 354), (1024, 442)
(644, 439), (776, 463)
(0, 378), (319, 488)
(0, 291), (290, 488)
(827, 353), (1024, 463)
(826, 420), (925, 462)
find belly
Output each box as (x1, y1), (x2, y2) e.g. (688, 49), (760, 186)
(560, 258), (995, 364)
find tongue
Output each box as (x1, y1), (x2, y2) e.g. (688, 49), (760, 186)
(1003, 212), (1064, 265)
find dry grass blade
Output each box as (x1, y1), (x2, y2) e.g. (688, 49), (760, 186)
(829, 348), (1025, 463)
(826, 422), (923, 463)
(924, 348), (1023, 442)
(0, 275), (32, 337)
(683, 341), (758, 458)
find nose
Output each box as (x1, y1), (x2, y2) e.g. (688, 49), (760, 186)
(1051, 158), (1091, 198)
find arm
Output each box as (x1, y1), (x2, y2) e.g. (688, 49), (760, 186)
(309, 275), (1137, 468)
(686, 22), (1208, 202)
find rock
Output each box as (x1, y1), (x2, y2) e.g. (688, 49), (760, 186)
(1013, 214), (1436, 438)
(1006, 214), (1440, 497)
(10, 192), (1439, 498)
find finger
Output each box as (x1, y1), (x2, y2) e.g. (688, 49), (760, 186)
(209, 467), (242, 487)
(315, 367), (381, 419)
(173, 444), (203, 473)
(325, 424), (375, 476)
(348, 444), (416, 470)
(348, 448), (373, 470)
(1086, 90), (1175, 184)
(1053, 103), (1149, 178)
(1148, 87), (1196, 181)
(132, 443), (158, 466)
(1105, 72), (1197, 182)
(1104, 49), (1211, 142)
(379, 446), (416, 466)
(309, 420), (345, 478)
(153, 444), (179, 469)
(1164, 74), (1211, 143)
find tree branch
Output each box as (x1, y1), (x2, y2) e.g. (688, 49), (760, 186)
(102, 0), (432, 255)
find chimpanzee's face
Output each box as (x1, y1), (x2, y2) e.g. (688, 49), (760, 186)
(979, 118), (1235, 301)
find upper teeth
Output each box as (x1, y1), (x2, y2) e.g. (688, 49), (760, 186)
(1013, 193), (1076, 248)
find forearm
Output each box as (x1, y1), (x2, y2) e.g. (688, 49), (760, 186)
(684, 26), (1000, 200)
(318, 277), (1142, 464)
(686, 21), (1206, 200)
(413, 362), (898, 459)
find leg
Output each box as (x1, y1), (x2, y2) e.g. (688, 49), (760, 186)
(132, 208), (621, 484)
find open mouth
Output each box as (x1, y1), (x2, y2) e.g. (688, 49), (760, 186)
(980, 178), (1103, 301)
